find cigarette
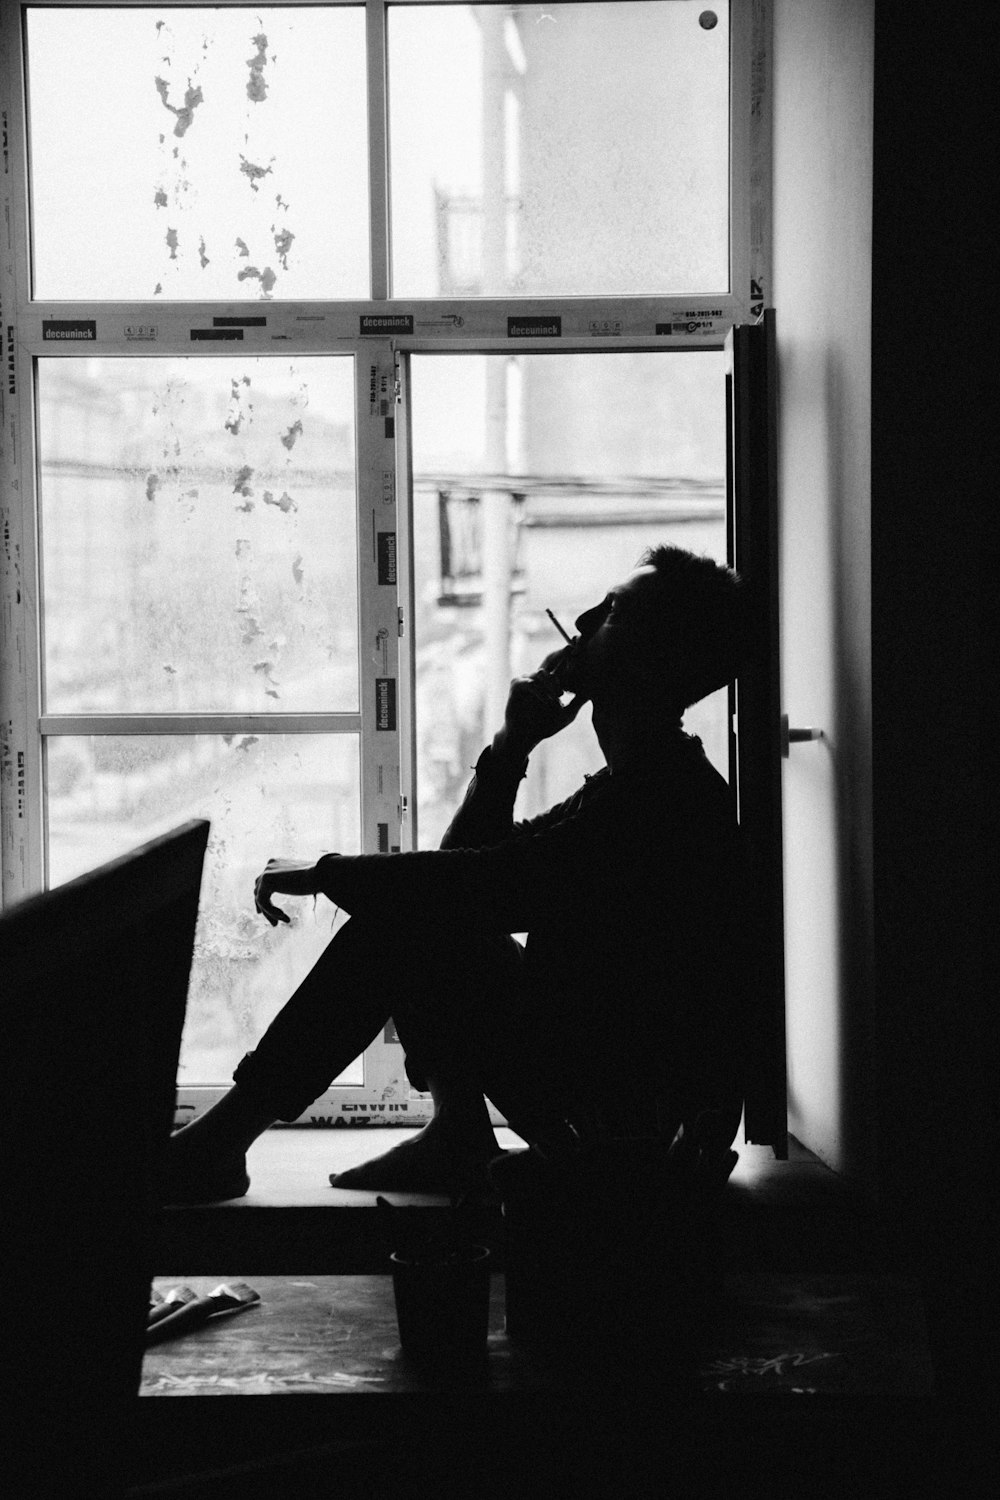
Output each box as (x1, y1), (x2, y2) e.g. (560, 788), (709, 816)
(545, 608), (573, 644)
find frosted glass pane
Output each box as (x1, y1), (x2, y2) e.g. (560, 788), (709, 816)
(46, 733), (363, 1086)
(410, 352), (729, 849)
(27, 6), (369, 299)
(38, 357), (358, 715)
(389, 3), (730, 297)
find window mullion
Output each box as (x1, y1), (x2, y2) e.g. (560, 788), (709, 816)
(1, 1), (43, 903)
(394, 350), (418, 853)
(39, 714), (364, 737)
(0, 339), (43, 903)
(355, 339), (401, 854)
(366, 0), (391, 300)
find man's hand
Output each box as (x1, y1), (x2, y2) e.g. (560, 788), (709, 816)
(253, 857), (323, 927)
(494, 646), (587, 761)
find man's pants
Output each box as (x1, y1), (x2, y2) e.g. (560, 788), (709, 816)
(232, 916), (552, 1133)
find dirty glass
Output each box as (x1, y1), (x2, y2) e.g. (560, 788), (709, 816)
(37, 357), (359, 716)
(46, 733), (363, 1086)
(26, 6), (369, 299)
(389, 3), (730, 297)
(410, 351), (729, 851)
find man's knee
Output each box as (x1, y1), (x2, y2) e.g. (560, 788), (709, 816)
(389, 934), (525, 1090)
(339, 918), (520, 990)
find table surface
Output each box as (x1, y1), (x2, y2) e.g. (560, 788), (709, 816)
(141, 1271), (934, 1398)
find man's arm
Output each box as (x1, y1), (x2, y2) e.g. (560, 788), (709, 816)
(441, 654), (587, 851)
(438, 737), (529, 851)
(253, 648), (588, 926)
(253, 799), (598, 934)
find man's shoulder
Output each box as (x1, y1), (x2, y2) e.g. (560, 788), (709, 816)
(610, 741), (736, 834)
(612, 735), (726, 794)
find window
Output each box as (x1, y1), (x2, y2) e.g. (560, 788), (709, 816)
(0, 1), (771, 1129)
(26, 5), (370, 301)
(37, 356), (365, 1090)
(387, 3), (731, 297)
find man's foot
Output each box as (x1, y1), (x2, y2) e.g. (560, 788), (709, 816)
(329, 1122), (499, 1196)
(161, 1134), (250, 1205)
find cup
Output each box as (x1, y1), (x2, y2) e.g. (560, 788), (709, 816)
(390, 1245), (492, 1365)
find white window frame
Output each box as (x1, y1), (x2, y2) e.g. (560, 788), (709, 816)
(0, 0), (771, 1127)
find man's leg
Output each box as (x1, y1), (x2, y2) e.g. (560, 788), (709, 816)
(165, 916), (525, 1199)
(327, 930), (528, 1192)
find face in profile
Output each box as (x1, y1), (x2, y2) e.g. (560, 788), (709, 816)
(562, 564), (662, 702)
(569, 564), (665, 696)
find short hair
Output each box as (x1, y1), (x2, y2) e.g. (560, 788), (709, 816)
(636, 544), (747, 709)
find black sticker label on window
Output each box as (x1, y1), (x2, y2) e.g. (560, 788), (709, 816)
(213, 315), (267, 327)
(42, 319), (96, 341)
(361, 314), (414, 336)
(377, 532), (397, 585)
(656, 321), (715, 335)
(378, 822), (390, 853)
(191, 327), (244, 341)
(507, 316), (561, 338)
(376, 678), (397, 731)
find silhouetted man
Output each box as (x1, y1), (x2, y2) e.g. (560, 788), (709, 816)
(166, 545), (748, 1201)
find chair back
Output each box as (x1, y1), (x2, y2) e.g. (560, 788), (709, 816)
(3, 821), (209, 1495)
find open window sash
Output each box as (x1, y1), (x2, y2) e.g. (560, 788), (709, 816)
(727, 311), (787, 1155)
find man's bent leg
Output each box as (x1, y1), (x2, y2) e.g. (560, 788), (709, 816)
(164, 919), (396, 1201)
(327, 930), (527, 1192)
(167, 917), (524, 1199)
(230, 918), (401, 1120)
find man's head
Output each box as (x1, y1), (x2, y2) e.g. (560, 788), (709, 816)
(567, 545), (747, 714)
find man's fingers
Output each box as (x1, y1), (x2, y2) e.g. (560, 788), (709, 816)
(532, 679), (562, 706)
(260, 891), (290, 923)
(528, 671), (566, 704)
(503, 669), (582, 752)
(254, 876), (290, 925)
(515, 671), (559, 696)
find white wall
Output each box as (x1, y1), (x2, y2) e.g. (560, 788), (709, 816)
(772, 0), (875, 1183)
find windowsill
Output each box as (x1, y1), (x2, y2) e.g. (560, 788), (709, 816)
(168, 1126), (836, 1208)
(185, 1125), (530, 1209)
(156, 1128), (880, 1278)
(162, 1128), (831, 1213)
(157, 1126), (525, 1273)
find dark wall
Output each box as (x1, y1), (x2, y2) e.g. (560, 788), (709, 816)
(871, 2), (996, 1398)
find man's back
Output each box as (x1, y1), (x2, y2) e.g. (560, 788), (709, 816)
(507, 737), (745, 1118)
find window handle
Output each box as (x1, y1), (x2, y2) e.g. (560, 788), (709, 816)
(780, 715), (824, 757)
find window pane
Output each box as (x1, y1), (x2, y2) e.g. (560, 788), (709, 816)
(45, 733), (363, 1085)
(27, 6), (369, 299)
(389, 3), (730, 297)
(38, 357), (358, 715)
(411, 352), (728, 850)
